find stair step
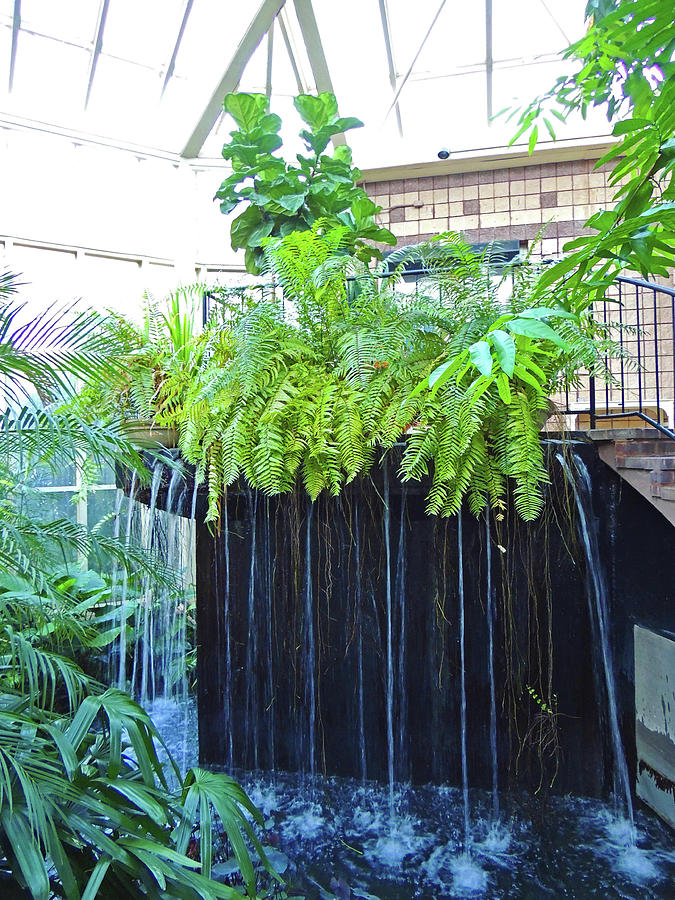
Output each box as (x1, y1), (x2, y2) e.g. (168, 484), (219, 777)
(619, 456), (675, 470)
(615, 440), (675, 458)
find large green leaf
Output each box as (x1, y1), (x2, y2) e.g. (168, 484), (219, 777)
(506, 317), (568, 349)
(223, 93), (268, 131)
(469, 340), (493, 376)
(294, 92), (338, 129)
(489, 329), (516, 376)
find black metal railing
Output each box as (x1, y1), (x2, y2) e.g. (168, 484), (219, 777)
(557, 275), (675, 439)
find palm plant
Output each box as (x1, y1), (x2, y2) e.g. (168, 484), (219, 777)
(0, 271), (280, 899)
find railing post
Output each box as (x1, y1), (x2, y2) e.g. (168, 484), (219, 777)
(589, 374), (596, 430)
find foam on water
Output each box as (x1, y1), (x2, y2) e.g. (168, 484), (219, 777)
(449, 853), (488, 897)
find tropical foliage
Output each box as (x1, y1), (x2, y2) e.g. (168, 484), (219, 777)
(510, 0), (675, 303)
(0, 272), (281, 899)
(216, 92), (395, 273)
(84, 230), (617, 524)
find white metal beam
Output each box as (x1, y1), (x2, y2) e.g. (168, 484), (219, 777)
(181, 0), (287, 159)
(161, 0), (195, 98)
(378, 0), (403, 137)
(292, 0), (345, 145)
(278, 8), (310, 94)
(485, 0), (493, 121)
(9, 0), (20, 92)
(85, 0), (111, 109)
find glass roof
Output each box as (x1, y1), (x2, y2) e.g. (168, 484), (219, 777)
(0, 1), (610, 167)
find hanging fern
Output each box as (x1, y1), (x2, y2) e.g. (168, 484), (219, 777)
(83, 228), (618, 524)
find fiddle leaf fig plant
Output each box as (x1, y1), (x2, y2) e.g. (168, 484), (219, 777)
(216, 91), (396, 273)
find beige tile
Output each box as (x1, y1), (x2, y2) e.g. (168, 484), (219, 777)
(572, 189), (589, 205)
(510, 180), (525, 195)
(481, 212), (511, 227)
(390, 222), (406, 236)
(420, 205), (434, 220)
(493, 181), (509, 197)
(463, 185), (478, 200)
(556, 175), (572, 191)
(428, 218), (449, 232)
(402, 221), (420, 235)
(557, 190), (574, 206)
(435, 202), (449, 218)
(450, 201), (464, 216)
(389, 192), (404, 206)
(433, 189), (448, 203)
(404, 190), (419, 203)
(573, 174), (590, 189)
(542, 176), (557, 192)
(494, 196), (509, 212)
(589, 173), (606, 188)
(589, 188), (606, 205)
(455, 215), (479, 229)
(525, 194), (540, 209)
(479, 183), (495, 198)
(420, 190), (434, 205)
(480, 198), (495, 213)
(574, 204), (593, 220)
(512, 209), (542, 225)
(541, 238), (558, 254)
(551, 205), (574, 221)
(405, 206), (419, 220)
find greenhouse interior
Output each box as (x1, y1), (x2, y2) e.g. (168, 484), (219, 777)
(1, 0), (674, 897)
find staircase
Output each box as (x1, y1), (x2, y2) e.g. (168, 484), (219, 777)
(589, 428), (675, 527)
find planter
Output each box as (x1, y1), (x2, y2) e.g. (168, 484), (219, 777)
(125, 421), (178, 449)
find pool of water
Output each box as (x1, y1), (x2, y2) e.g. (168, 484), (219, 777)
(147, 700), (674, 899)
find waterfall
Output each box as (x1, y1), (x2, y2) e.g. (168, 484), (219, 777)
(458, 511), (470, 850)
(138, 461), (164, 705)
(486, 511), (499, 818)
(396, 487), (408, 781)
(117, 471), (138, 690)
(354, 499), (367, 783)
(264, 499), (275, 770)
(246, 490), (259, 768)
(161, 467), (182, 693)
(305, 502), (316, 776)
(383, 461), (395, 814)
(223, 493), (233, 769)
(556, 453), (634, 827)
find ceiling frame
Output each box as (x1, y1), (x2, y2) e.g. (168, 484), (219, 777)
(161, 0), (195, 98)
(85, 0), (111, 109)
(485, 0), (493, 121)
(378, 0), (403, 137)
(9, 0), (20, 91)
(180, 0), (287, 159)
(292, 0), (345, 145)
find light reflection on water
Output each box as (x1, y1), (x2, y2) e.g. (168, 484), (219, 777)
(149, 700), (675, 899)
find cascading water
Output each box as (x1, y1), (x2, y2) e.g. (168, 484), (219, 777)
(383, 462), (395, 816)
(246, 490), (259, 768)
(117, 471), (138, 690)
(305, 502), (316, 776)
(486, 511), (499, 819)
(458, 511), (471, 851)
(556, 452), (634, 829)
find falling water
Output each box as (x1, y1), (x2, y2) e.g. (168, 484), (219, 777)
(138, 461), (164, 704)
(354, 499), (367, 783)
(305, 502), (316, 776)
(264, 499), (275, 770)
(458, 511), (471, 850)
(396, 487), (407, 781)
(486, 511), (499, 818)
(161, 467), (182, 689)
(223, 492), (233, 769)
(556, 453), (634, 828)
(383, 462), (395, 816)
(117, 471), (138, 690)
(246, 490), (259, 768)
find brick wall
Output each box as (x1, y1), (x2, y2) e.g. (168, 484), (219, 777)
(366, 158), (614, 259)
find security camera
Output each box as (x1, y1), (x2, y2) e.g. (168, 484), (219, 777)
(437, 148), (450, 160)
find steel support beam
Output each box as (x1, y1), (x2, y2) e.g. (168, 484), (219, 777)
(485, 0), (493, 121)
(161, 0), (195, 97)
(278, 8), (310, 94)
(292, 0), (345, 144)
(378, 0), (403, 137)
(265, 20), (275, 98)
(386, 0), (447, 118)
(85, 0), (111, 108)
(9, 0), (21, 92)
(181, 0), (287, 159)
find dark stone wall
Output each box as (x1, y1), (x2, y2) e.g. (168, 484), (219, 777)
(193, 442), (674, 798)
